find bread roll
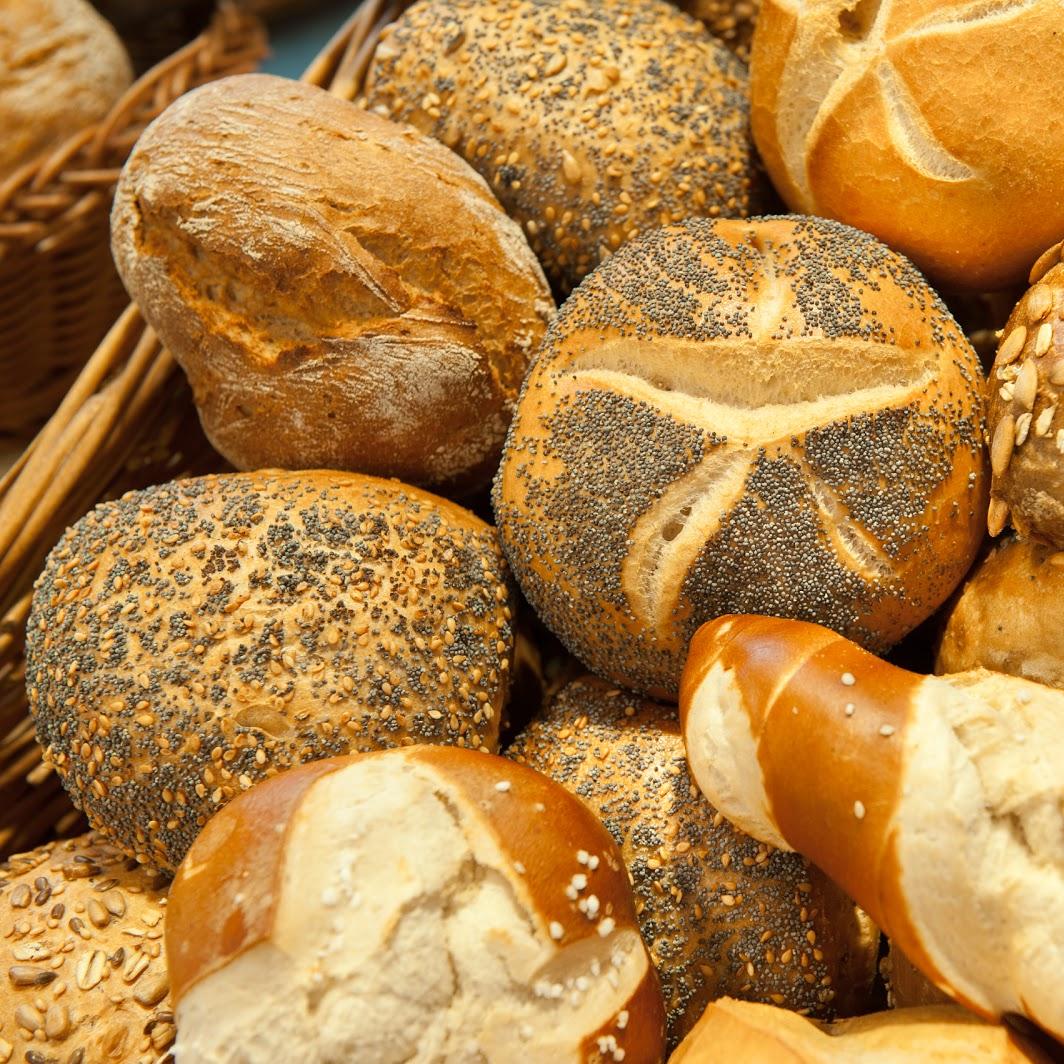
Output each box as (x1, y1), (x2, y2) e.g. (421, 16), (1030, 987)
(680, 615), (1064, 1041)
(111, 74), (553, 493)
(0, 0), (132, 178)
(508, 676), (879, 1048)
(166, 748), (667, 1063)
(0, 832), (172, 1064)
(936, 537), (1064, 688)
(670, 999), (1054, 1064)
(26, 470), (514, 872)
(883, 942), (953, 1010)
(749, 0), (1064, 293)
(986, 259), (1064, 544)
(677, 0), (759, 58)
(494, 215), (988, 698)
(363, 0), (758, 293)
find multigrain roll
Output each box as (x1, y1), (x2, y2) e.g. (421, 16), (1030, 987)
(935, 537), (1064, 688)
(26, 471), (514, 871)
(986, 255), (1064, 543)
(112, 74), (553, 493)
(0, 0), (133, 178)
(676, 0), (759, 59)
(363, 0), (758, 294)
(507, 677), (879, 1048)
(0, 832), (173, 1064)
(166, 748), (667, 1063)
(494, 215), (988, 698)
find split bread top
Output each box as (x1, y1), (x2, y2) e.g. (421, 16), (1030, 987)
(679, 614), (1064, 1041)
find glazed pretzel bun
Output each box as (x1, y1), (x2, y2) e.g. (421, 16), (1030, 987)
(679, 614), (1064, 1041)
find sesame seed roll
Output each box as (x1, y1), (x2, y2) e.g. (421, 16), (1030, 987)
(676, 0), (760, 60)
(26, 471), (515, 873)
(363, 0), (760, 294)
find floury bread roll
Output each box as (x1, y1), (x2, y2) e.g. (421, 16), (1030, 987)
(112, 74), (553, 493)
(494, 215), (988, 698)
(749, 0), (1064, 292)
(0, 832), (173, 1063)
(679, 614), (1064, 1041)
(508, 677), (879, 1048)
(26, 471), (514, 872)
(363, 0), (758, 293)
(670, 999), (1054, 1064)
(166, 748), (667, 1063)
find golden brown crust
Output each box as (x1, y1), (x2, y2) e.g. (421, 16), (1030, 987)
(363, 0), (759, 293)
(112, 74), (553, 493)
(0, 831), (173, 1064)
(495, 215), (987, 698)
(26, 470), (515, 871)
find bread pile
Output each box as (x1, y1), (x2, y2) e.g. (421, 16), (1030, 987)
(7, 0), (1064, 1059)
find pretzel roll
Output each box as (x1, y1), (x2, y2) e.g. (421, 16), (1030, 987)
(494, 215), (987, 698)
(26, 471), (514, 872)
(508, 676), (878, 1047)
(749, 0), (1064, 292)
(936, 537), (1064, 689)
(670, 999), (1054, 1064)
(679, 614), (1064, 1040)
(166, 748), (666, 1063)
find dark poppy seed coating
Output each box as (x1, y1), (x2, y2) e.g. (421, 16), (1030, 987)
(26, 471), (515, 872)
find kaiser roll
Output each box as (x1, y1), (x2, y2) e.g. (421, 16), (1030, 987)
(936, 536), (1064, 688)
(0, 832), (172, 1063)
(363, 0), (759, 294)
(111, 74), (553, 493)
(26, 471), (515, 872)
(494, 215), (988, 698)
(748, 0), (1064, 292)
(0, 0), (132, 179)
(507, 676), (879, 1048)
(986, 253), (1064, 543)
(166, 748), (667, 1063)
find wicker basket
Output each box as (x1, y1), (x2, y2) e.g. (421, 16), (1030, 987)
(0, 6), (266, 443)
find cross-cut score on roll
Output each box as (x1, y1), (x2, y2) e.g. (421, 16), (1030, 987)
(678, 614), (1064, 1042)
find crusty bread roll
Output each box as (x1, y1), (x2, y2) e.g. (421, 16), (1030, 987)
(749, 0), (1064, 292)
(363, 0), (759, 293)
(936, 537), (1064, 688)
(494, 215), (988, 698)
(166, 747), (666, 1063)
(0, 831), (172, 1064)
(112, 74), (553, 494)
(26, 470), (514, 872)
(508, 676), (879, 1048)
(986, 258), (1064, 544)
(882, 942), (953, 1010)
(0, 0), (132, 179)
(677, 0), (759, 58)
(680, 614), (1064, 1041)
(670, 999), (1053, 1064)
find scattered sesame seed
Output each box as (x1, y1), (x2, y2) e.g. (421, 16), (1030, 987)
(853, 801), (866, 820)
(840, 673), (856, 686)
(878, 724), (895, 737)
(844, 703), (855, 717)
(494, 780), (512, 792)
(549, 921), (565, 941)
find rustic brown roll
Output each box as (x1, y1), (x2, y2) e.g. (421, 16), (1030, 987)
(111, 73), (553, 493)
(936, 536), (1064, 689)
(882, 942), (952, 1010)
(494, 215), (988, 698)
(0, 832), (172, 1064)
(0, 0), (133, 179)
(749, 0), (1064, 292)
(166, 748), (667, 1063)
(26, 470), (514, 872)
(363, 0), (759, 294)
(986, 256), (1064, 544)
(507, 676), (879, 1049)
(676, 0), (759, 59)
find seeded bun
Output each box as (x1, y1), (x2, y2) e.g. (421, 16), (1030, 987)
(936, 537), (1064, 688)
(986, 255), (1064, 544)
(494, 215), (988, 698)
(111, 75), (553, 493)
(26, 471), (515, 872)
(676, 0), (759, 59)
(363, 0), (758, 294)
(507, 676), (879, 1048)
(167, 747), (666, 1063)
(0, 831), (172, 1064)
(749, 0), (1064, 292)
(0, 0), (133, 179)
